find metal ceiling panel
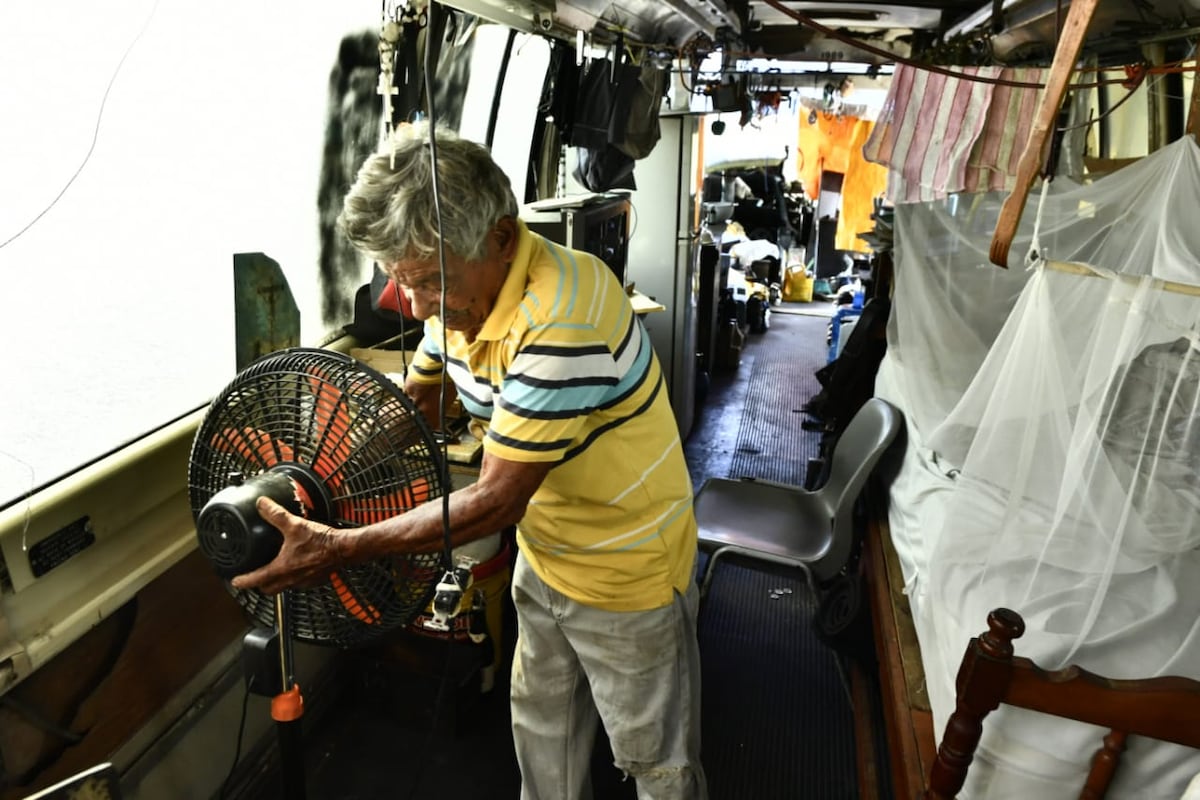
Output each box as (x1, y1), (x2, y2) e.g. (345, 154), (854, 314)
(440, 0), (1200, 67)
(749, 1), (946, 31)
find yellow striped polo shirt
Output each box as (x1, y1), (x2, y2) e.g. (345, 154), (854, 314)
(408, 220), (697, 611)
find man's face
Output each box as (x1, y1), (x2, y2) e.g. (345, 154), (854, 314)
(387, 218), (517, 338)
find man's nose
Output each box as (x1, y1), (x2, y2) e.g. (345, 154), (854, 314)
(406, 288), (439, 320)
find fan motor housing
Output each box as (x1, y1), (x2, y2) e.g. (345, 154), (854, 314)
(196, 469), (325, 579)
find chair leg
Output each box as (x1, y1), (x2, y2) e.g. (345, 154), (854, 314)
(698, 548), (728, 600)
(829, 649), (854, 711)
(796, 569), (854, 709)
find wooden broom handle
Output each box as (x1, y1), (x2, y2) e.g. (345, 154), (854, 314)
(989, 0), (1101, 268)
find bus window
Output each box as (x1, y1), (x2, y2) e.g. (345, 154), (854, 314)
(456, 26), (551, 201)
(491, 33), (551, 201)
(0, 2), (379, 506)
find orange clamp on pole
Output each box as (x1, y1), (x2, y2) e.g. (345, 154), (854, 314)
(271, 683), (305, 722)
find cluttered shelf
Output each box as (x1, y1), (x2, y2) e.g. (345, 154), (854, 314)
(628, 288), (665, 314)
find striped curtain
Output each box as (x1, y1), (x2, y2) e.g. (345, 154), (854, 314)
(863, 64), (1046, 203)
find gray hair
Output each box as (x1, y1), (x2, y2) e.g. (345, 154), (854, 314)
(337, 123), (518, 264)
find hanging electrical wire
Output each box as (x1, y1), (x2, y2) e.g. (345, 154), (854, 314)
(418, 9), (456, 575)
(753, 0), (1185, 92)
(0, 0), (162, 251)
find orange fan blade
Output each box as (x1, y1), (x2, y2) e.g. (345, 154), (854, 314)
(330, 570), (382, 624)
(334, 477), (432, 525)
(307, 370), (354, 484)
(212, 427), (295, 467)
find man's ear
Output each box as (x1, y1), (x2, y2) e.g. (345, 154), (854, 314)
(493, 217), (519, 261)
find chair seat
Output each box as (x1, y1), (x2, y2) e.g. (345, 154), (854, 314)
(694, 478), (832, 563)
(692, 398), (902, 600)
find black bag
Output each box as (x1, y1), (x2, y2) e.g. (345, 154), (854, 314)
(610, 63), (666, 159)
(567, 53), (665, 191)
(569, 58), (628, 149)
(573, 145), (637, 192)
(805, 296), (890, 433)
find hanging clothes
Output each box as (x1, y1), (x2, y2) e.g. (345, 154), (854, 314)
(862, 64), (1047, 203)
(566, 54), (668, 191)
(795, 112), (888, 253)
(837, 119), (889, 251)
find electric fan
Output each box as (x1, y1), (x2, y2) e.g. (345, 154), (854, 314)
(187, 347), (454, 799)
(188, 347), (449, 646)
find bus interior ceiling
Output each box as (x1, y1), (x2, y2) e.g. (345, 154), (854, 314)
(495, 0), (1198, 68)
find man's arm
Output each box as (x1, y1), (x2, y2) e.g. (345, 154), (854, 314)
(405, 375), (456, 430)
(231, 450), (552, 595)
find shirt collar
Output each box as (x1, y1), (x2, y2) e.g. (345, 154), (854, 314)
(476, 218), (533, 342)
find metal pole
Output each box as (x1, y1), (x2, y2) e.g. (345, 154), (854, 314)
(272, 591), (306, 800)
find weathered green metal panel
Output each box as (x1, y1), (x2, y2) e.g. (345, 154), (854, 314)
(233, 253), (300, 371)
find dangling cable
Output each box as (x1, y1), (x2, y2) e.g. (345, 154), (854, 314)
(0, 0), (162, 250)
(399, 19), (471, 800)
(217, 676), (254, 799)
(391, 280), (411, 377)
(421, 4), (455, 574)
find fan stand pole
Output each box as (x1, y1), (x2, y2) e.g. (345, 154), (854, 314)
(272, 592), (307, 800)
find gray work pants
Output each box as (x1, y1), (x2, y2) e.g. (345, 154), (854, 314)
(509, 552), (708, 800)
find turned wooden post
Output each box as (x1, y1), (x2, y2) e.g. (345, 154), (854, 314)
(924, 608), (1025, 799)
(1079, 729), (1128, 800)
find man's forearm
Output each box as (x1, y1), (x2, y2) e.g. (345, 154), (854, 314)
(336, 475), (524, 562)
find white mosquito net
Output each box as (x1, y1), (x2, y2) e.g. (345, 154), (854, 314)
(876, 134), (1200, 798)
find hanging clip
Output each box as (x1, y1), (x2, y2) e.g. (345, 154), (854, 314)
(378, 10), (403, 160)
(423, 556), (477, 632)
(1120, 63), (1146, 90)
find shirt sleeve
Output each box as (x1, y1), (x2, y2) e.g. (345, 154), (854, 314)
(406, 326), (445, 386)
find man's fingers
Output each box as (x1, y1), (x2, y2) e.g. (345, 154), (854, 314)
(233, 497), (339, 594)
(231, 565), (273, 592)
(233, 563), (324, 595)
(257, 495), (287, 521)
(232, 498), (290, 592)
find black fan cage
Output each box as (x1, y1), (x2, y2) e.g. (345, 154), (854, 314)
(188, 347), (447, 648)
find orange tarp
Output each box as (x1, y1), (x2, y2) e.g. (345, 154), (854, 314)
(797, 113), (889, 253)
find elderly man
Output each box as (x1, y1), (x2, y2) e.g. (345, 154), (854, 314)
(232, 123), (707, 800)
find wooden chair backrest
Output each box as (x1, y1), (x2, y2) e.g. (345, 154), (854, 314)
(925, 607), (1200, 799)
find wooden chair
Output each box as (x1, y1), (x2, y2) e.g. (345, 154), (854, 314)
(926, 608), (1200, 799)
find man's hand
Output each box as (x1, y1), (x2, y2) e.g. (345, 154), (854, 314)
(230, 497), (349, 595)
(404, 378), (454, 429)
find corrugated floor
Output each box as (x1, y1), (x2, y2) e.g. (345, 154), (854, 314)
(686, 309), (860, 800)
(244, 303), (886, 800)
(724, 313), (826, 485)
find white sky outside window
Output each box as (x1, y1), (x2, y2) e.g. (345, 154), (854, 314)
(457, 26), (550, 201)
(456, 27), (504, 145)
(490, 33), (550, 201)
(0, 1), (378, 506)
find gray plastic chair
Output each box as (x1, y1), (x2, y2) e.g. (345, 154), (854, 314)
(694, 397), (903, 599)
